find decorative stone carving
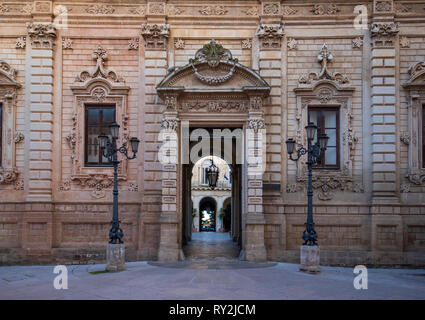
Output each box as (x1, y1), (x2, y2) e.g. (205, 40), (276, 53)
(161, 118), (178, 131)
(400, 183), (410, 193)
(141, 23), (170, 50)
(15, 37), (26, 49)
(26, 22), (57, 49)
(248, 118), (265, 133)
(181, 100), (247, 113)
(249, 96), (262, 111)
(59, 180), (71, 191)
(298, 44), (350, 86)
(189, 40), (238, 85)
(128, 38), (139, 50)
(164, 95), (178, 111)
(86, 4), (115, 15)
(400, 131), (410, 145)
(352, 37), (363, 49)
(174, 38), (185, 49)
(242, 39), (252, 50)
(0, 3), (9, 13)
(375, 1), (393, 12)
(199, 5), (228, 15)
(14, 132), (24, 144)
(282, 6), (298, 15)
(128, 183), (138, 192)
(370, 22), (399, 47)
(149, 2), (165, 14)
(0, 168), (19, 184)
(256, 24), (284, 49)
(311, 4), (340, 15)
(406, 173), (425, 185)
(287, 38), (298, 50)
(20, 3), (33, 14)
(15, 179), (24, 191)
(129, 6), (146, 15)
(263, 3), (279, 15)
(400, 36), (410, 48)
(168, 5), (184, 15)
(75, 45), (123, 83)
(62, 37), (72, 49)
(395, 3), (411, 13)
(244, 6), (259, 16)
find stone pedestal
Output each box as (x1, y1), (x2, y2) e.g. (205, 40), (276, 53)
(106, 243), (126, 272)
(300, 245), (321, 274)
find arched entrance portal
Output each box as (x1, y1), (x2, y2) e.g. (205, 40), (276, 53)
(199, 197), (216, 232)
(156, 40), (271, 262)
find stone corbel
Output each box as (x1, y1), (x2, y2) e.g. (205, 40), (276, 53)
(370, 22), (399, 47)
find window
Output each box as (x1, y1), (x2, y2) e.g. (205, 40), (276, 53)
(308, 107), (340, 169)
(85, 105), (115, 166)
(0, 104), (2, 167)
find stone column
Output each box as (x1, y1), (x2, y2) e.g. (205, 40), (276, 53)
(25, 22), (56, 202)
(370, 5), (399, 203)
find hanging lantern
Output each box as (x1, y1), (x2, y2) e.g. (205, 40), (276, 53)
(206, 159), (219, 189)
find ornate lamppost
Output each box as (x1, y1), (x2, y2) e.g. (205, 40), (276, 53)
(206, 158), (219, 189)
(286, 122), (329, 273)
(98, 122), (139, 271)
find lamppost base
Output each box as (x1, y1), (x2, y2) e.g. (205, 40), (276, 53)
(106, 243), (126, 272)
(299, 245), (321, 274)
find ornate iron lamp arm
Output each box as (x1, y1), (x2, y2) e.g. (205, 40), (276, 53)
(289, 146), (307, 162)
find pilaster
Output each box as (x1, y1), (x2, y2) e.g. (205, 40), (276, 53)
(25, 21), (56, 201)
(370, 2), (399, 203)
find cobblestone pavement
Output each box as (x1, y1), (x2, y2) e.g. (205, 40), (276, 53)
(1, 260), (425, 300)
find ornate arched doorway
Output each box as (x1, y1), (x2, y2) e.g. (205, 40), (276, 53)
(155, 40), (271, 262)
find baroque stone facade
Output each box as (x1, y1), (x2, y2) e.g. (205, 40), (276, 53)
(0, 0), (424, 267)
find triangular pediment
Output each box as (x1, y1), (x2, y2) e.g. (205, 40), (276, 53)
(0, 61), (20, 88)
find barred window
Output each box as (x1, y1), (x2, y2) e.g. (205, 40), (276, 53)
(308, 107), (340, 169)
(85, 105), (115, 166)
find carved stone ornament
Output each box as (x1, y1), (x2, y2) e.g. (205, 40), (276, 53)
(181, 100), (247, 113)
(174, 38), (185, 49)
(189, 40), (238, 85)
(352, 37), (363, 49)
(242, 39), (252, 50)
(244, 6), (259, 16)
(26, 22), (57, 49)
(199, 5), (228, 15)
(161, 118), (179, 131)
(375, 1), (393, 12)
(311, 4), (340, 15)
(86, 4), (115, 15)
(400, 131), (410, 145)
(128, 38), (139, 50)
(75, 45), (124, 83)
(263, 3), (280, 15)
(256, 24), (284, 49)
(14, 132), (24, 144)
(141, 23), (170, 50)
(370, 22), (399, 47)
(168, 5), (185, 15)
(248, 118), (265, 133)
(282, 6), (298, 15)
(400, 36), (410, 48)
(0, 60), (21, 185)
(298, 44), (350, 87)
(15, 37), (26, 49)
(0, 168), (19, 184)
(129, 6), (146, 15)
(62, 37), (72, 49)
(287, 38), (298, 50)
